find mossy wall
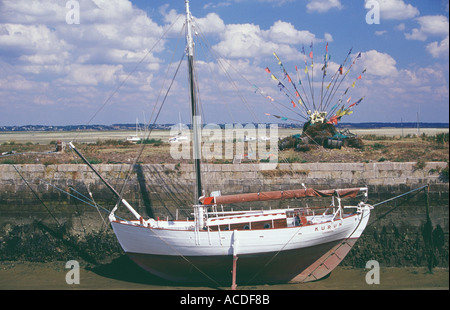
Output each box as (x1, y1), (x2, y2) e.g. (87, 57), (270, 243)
(0, 162), (448, 267)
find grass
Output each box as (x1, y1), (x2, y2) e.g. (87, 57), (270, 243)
(0, 130), (448, 165)
(136, 138), (162, 146)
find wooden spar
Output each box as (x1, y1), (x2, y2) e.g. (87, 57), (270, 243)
(68, 142), (141, 220)
(201, 187), (366, 205)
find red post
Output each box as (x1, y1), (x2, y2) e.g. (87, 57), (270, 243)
(231, 255), (238, 290)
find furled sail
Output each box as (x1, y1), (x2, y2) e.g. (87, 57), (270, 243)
(200, 187), (363, 205)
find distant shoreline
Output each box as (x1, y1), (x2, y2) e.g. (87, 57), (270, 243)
(0, 122), (448, 132)
(1, 127), (448, 145)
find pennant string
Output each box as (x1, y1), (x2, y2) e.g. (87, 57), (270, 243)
(328, 67), (367, 117)
(263, 46), (366, 126)
(295, 65), (312, 110)
(301, 44), (315, 112)
(321, 47), (354, 111)
(259, 69), (308, 120)
(272, 52), (310, 114)
(322, 49), (362, 112)
(319, 42), (329, 111)
(309, 41), (315, 110)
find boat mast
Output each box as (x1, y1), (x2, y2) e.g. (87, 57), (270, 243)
(185, 0), (203, 202)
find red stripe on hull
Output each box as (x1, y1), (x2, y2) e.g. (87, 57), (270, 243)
(126, 239), (346, 286)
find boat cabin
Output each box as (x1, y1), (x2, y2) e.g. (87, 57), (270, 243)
(205, 208), (310, 231)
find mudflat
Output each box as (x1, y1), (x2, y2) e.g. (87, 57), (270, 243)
(0, 261), (448, 290)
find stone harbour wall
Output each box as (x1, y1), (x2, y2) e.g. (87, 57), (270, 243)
(0, 162), (448, 267)
(0, 161), (448, 219)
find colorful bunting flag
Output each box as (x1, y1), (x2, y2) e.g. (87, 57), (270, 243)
(263, 45), (366, 125)
(286, 74), (292, 83)
(273, 52), (282, 65)
(327, 115), (338, 125)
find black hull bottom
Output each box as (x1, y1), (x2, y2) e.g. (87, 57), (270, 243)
(127, 239), (346, 286)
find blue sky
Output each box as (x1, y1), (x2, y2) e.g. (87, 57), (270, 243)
(0, 0), (448, 126)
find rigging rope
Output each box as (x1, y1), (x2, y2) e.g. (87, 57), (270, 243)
(113, 52), (186, 216)
(12, 164), (61, 227)
(367, 184), (428, 228)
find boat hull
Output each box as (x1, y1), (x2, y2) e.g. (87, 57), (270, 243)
(110, 206), (371, 285)
(126, 238), (348, 285)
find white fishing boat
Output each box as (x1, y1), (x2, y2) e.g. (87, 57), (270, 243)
(69, 0), (373, 288)
(169, 113), (189, 143)
(126, 118), (142, 143)
(168, 134), (188, 143)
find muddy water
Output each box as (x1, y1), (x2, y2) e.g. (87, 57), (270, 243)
(0, 257), (448, 290)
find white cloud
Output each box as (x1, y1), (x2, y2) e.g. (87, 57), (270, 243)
(351, 53), (448, 122)
(404, 15), (449, 57)
(426, 35), (449, 58)
(266, 21), (315, 45)
(415, 15), (449, 37)
(0, 0), (67, 24)
(0, 0), (165, 76)
(360, 50), (398, 77)
(193, 13), (226, 34)
(375, 30), (387, 36)
(161, 7), (226, 38)
(405, 28), (427, 41)
(214, 23), (271, 58)
(405, 15), (449, 41)
(0, 0), (168, 123)
(256, 0), (295, 5)
(0, 74), (49, 92)
(306, 0), (342, 13)
(0, 0), (447, 125)
(369, 0), (420, 20)
(58, 64), (124, 86)
(213, 20), (318, 61)
(0, 23), (70, 55)
(395, 23), (406, 31)
(203, 2), (233, 10)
